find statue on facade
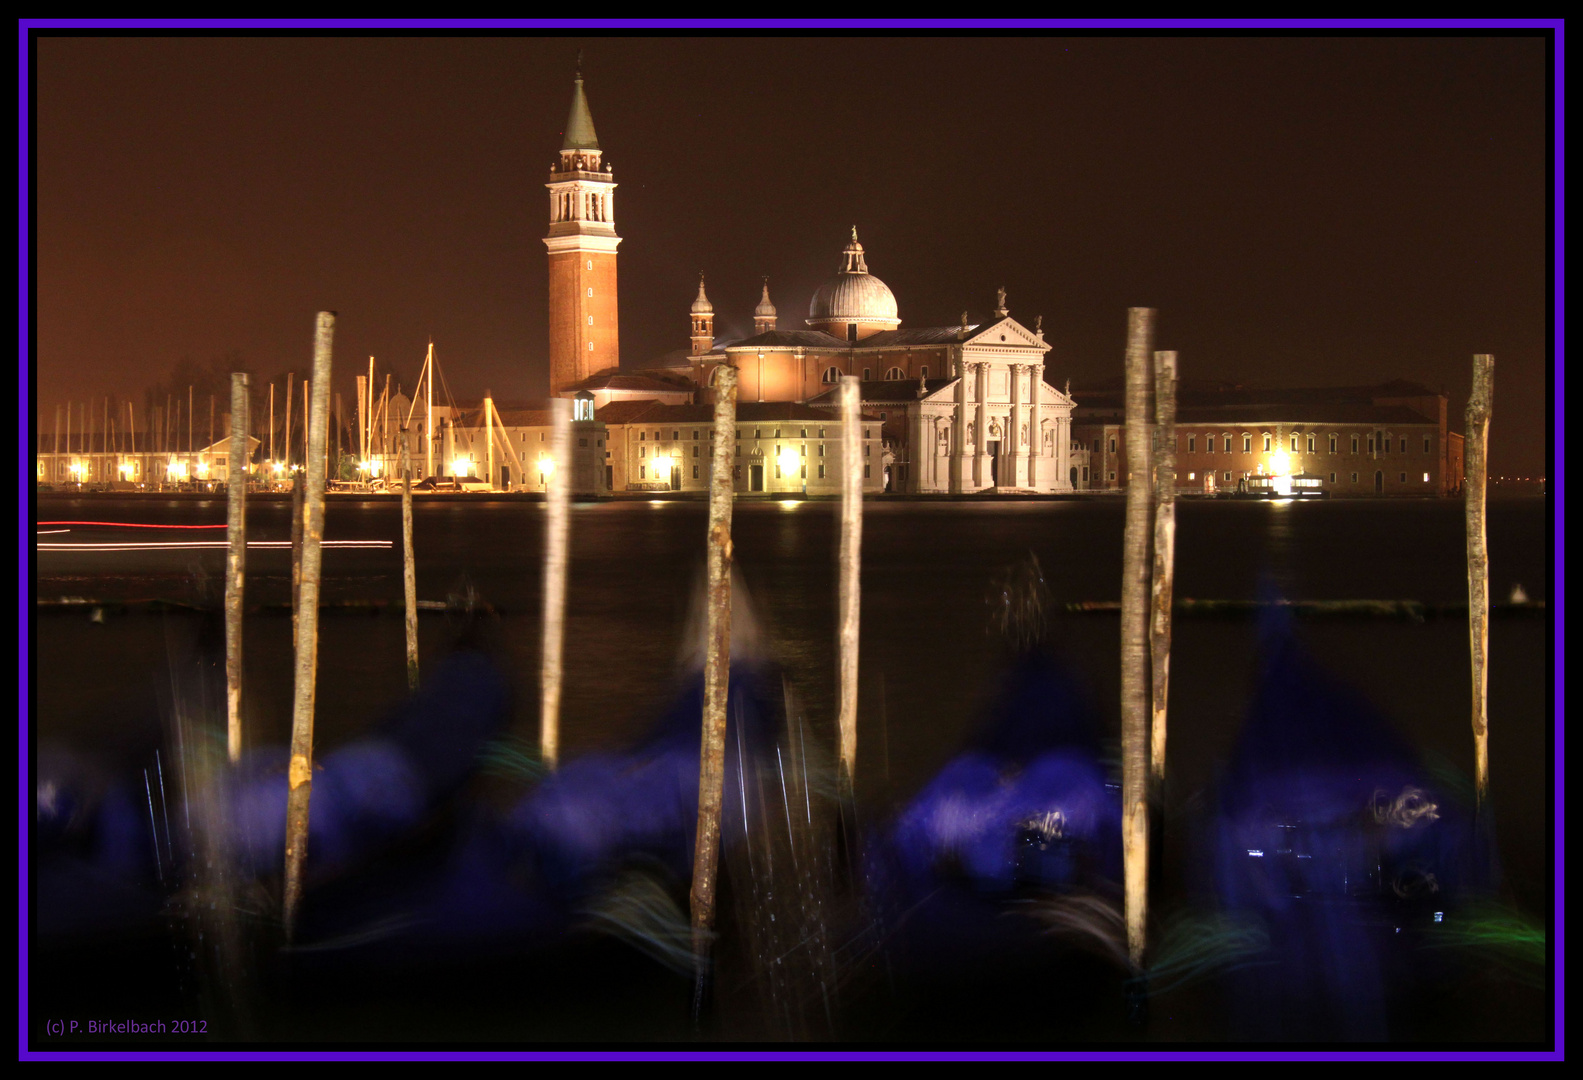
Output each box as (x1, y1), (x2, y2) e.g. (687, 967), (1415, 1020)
(1020, 422), (1028, 447)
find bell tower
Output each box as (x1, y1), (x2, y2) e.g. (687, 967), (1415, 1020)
(545, 62), (621, 397)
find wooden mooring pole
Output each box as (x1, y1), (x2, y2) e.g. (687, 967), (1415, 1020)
(225, 372), (249, 764)
(838, 375), (863, 797)
(400, 426), (419, 691)
(691, 363), (737, 1022)
(539, 398), (572, 768)
(1120, 308), (1156, 985)
(282, 312), (335, 942)
(1465, 354), (1494, 814)
(1149, 350), (1178, 793)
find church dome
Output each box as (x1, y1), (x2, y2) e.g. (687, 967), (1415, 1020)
(807, 229), (900, 329)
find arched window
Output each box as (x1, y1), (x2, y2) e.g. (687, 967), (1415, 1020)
(822, 366), (841, 384)
(884, 367), (906, 380)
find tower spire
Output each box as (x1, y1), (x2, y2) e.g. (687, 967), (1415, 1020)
(562, 64), (600, 150)
(691, 274), (715, 355)
(754, 276), (778, 334)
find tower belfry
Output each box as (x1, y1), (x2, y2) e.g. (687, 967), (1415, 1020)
(545, 64), (621, 396)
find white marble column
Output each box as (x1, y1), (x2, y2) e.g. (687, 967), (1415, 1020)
(952, 354), (967, 493)
(1057, 411), (1071, 491)
(1010, 363), (1024, 488)
(1027, 364), (1041, 488)
(968, 359), (981, 484)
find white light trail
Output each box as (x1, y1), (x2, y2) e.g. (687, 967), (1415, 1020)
(37, 540), (392, 552)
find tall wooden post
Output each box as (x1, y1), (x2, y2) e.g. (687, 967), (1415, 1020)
(1120, 308), (1156, 976)
(837, 376), (864, 794)
(485, 391), (495, 490)
(284, 374), (293, 469)
(1149, 350), (1178, 791)
(225, 373), (250, 764)
(291, 468), (304, 651)
(691, 363), (737, 1021)
(539, 397), (572, 769)
(282, 312), (335, 942)
(1465, 354), (1494, 812)
(400, 427), (418, 691)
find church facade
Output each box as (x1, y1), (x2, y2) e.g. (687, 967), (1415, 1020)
(543, 72), (1079, 496)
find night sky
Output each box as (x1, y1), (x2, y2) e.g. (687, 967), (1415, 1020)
(32, 33), (1551, 474)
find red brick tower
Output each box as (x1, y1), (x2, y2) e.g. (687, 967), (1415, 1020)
(545, 65), (620, 396)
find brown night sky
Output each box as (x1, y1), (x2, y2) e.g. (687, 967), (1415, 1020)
(31, 34), (1552, 474)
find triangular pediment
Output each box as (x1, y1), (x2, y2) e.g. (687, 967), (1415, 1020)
(962, 317), (1047, 351)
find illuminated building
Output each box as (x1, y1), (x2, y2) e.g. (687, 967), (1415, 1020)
(1070, 379), (1465, 497)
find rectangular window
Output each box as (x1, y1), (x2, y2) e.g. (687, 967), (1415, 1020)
(1400, 438), (1407, 453)
(776, 462), (782, 479)
(1329, 472), (1336, 483)
(1263, 434), (1271, 453)
(1307, 435), (1315, 454)
(818, 444), (825, 457)
(1187, 472), (1195, 480)
(1223, 471), (1232, 481)
(693, 465), (700, 479)
(1205, 437), (1213, 455)
(1188, 435), (1196, 453)
(639, 466), (646, 479)
(694, 430), (700, 440)
(863, 368), (871, 380)
(1109, 471), (1117, 481)
(1351, 472), (1359, 483)
(1329, 434), (1337, 454)
(864, 464), (871, 478)
(800, 464), (806, 478)
(1352, 435), (1359, 454)
(1109, 438), (1117, 454)
(1224, 436), (1232, 453)
(1423, 436), (1431, 453)
(639, 446), (645, 458)
(865, 445), (871, 457)
(1368, 437), (1375, 454)
(579, 437), (588, 447)
(692, 446), (699, 458)
(674, 430), (680, 440)
(818, 464), (826, 478)
(1291, 434), (1299, 452)
(1423, 472), (1430, 482)
(733, 465), (740, 479)
(1244, 435), (1253, 453)
(640, 431), (645, 440)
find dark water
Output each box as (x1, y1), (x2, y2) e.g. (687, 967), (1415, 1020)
(29, 494), (1554, 1045)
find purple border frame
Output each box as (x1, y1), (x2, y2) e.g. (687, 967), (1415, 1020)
(17, 17), (1564, 1062)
